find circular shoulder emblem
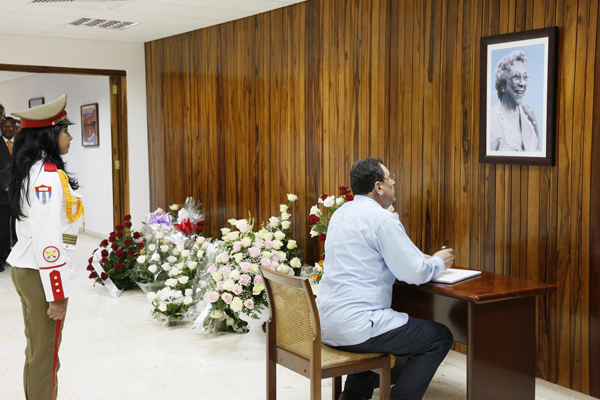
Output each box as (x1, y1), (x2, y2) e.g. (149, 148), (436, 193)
(43, 246), (60, 263)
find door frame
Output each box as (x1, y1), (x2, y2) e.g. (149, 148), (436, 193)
(0, 63), (130, 227)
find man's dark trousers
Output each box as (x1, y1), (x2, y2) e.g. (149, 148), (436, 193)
(334, 317), (453, 400)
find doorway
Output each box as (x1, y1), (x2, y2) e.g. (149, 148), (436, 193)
(0, 63), (129, 228)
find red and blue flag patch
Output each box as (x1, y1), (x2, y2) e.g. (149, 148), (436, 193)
(35, 185), (52, 205)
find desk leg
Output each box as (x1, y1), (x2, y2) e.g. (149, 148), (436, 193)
(467, 297), (536, 400)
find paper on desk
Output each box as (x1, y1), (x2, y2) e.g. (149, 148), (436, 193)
(432, 268), (482, 284)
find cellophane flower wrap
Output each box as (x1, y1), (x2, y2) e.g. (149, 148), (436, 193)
(145, 236), (213, 326)
(257, 193), (303, 275)
(87, 214), (144, 290)
(198, 216), (268, 333)
(132, 199), (205, 292)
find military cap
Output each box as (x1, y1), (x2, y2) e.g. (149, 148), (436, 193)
(12, 94), (75, 128)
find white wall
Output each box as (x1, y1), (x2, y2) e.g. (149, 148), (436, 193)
(0, 33), (150, 234)
(0, 73), (113, 235)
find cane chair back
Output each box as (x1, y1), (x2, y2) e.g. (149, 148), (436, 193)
(260, 267), (393, 400)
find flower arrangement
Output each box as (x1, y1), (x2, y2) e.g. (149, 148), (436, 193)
(309, 186), (354, 242)
(198, 194), (303, 334)
(145, 236), (210, 325)
(132, 199), (205, 290)
(198, 216), (268, 333)
(256, 193), (303, 274)
(87, 214), (144, 291)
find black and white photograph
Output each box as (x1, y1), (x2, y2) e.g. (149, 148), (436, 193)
(479, 27), (558, 165)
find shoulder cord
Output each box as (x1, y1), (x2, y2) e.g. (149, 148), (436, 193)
(57, 169), (85, 226)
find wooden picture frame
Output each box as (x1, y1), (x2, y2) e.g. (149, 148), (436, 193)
(28, 97), (44, 108)
(479, 27), (558, 166)
(81, 103), (99, 147)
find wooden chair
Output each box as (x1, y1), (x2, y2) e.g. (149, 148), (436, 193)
(260, 267), (394, 400)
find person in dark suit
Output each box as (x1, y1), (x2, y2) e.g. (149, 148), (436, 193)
(0, 114), (16, 272)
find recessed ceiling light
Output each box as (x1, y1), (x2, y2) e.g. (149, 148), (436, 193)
(68, 18), (140, 30)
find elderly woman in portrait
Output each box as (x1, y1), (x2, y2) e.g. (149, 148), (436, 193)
(490, 50), (541, 152)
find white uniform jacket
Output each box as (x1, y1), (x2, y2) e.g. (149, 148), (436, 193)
(7, 160), (81, 302)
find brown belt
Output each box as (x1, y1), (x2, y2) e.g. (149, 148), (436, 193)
(62, 234), (77, 246)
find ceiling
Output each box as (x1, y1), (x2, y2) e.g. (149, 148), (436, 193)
(0, 0), (306, 43)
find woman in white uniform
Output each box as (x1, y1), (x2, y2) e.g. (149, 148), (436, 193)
(7, 95), (84, 400)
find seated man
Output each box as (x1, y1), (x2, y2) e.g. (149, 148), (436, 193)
(316, 157), (455, 400)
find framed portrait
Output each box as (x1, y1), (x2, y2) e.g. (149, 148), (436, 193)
(479, 27), (558, 166)
(81, 103), (99, 147)
(28, 97), (44, 108)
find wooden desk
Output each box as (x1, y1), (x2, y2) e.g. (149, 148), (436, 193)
(392, 269), (556, 400)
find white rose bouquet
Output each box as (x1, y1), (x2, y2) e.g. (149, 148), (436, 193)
(146, 236), (211, 326)
(198, 216), (269, 333)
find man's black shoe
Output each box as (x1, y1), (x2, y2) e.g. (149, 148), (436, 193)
(338, 391), (369, 400)
(0, 263), (5, 272)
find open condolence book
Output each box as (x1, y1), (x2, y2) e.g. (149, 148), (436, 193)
(432, 268), (482, 284)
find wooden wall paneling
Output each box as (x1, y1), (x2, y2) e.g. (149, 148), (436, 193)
(144, 0), (600, 395)
(590, 0), (600, 394)
(305, 0), (323, 264)
(556, 0), (575, 388)
(582, 0), (600, 395)
(442, 0), (459, 259)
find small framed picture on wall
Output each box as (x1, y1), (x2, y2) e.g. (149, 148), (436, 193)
(479, 27), (558, 166)
(81, 103), (99, 147)
(28, 97), (44, 108)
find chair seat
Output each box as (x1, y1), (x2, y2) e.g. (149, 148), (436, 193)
(322, 344), (396, 368)
(284, 341), (395, 369)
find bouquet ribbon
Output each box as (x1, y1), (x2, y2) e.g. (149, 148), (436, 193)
(91, 250), (123, 298)
(174, 217), (195, 234)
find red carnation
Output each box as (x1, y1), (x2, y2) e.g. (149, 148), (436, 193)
(108, 235), (115, 243)
(100, 240), (109, 247)
(116, 250), (125, 258)
(195, 226), (203, 233)
(100, 272), (108, 281)
(116, 231), (124, 238)
(320, 193), (328, 201)
(310, 214), (320, 224)
(89, 272), (98, 279)
(114, 262), (123, 271)
(115, 224), (124, 231)
(319, 233), (326, 242)
(111, 242), (118, 250)
(345, 194), (354, 201)
(125, 221), (132, 228)
(138, 242), (144, 249)
(128, 249), (135, 257)
(133, 232), (141, 239)
(101, 257), (109, 264)
(101, 249), (108, 257)
(339, 186), (349, 195)
(86, 265), (94, 271)
(124, 239), (132, 247)
(124, 214), (132, 221)
(197, 220), (205, 227)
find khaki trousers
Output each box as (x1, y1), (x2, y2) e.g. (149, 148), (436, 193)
(11, 267), (67, 400)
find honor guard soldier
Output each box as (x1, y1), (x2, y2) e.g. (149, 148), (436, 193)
(7, 94), (84, 400)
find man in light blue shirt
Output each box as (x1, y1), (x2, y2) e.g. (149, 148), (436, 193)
(316, 158), (455, 400)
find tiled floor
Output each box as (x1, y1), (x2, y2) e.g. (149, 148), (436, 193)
(0, 233), (595, 400)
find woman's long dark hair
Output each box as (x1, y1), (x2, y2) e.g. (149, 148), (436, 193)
(8, 125), (79, 220)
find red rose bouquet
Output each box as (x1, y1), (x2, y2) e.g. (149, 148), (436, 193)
(87, 214), (144, 291)
(308, 186), (354, 242)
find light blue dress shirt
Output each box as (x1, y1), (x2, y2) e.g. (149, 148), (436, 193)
(315, 195), (445, 346)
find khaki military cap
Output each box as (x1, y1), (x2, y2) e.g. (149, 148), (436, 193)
(12, 94), (75, 128)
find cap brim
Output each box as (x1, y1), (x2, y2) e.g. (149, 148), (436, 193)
(57, 117), (75, 126)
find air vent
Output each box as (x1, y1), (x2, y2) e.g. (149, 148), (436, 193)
(68, 17), (139, 30)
